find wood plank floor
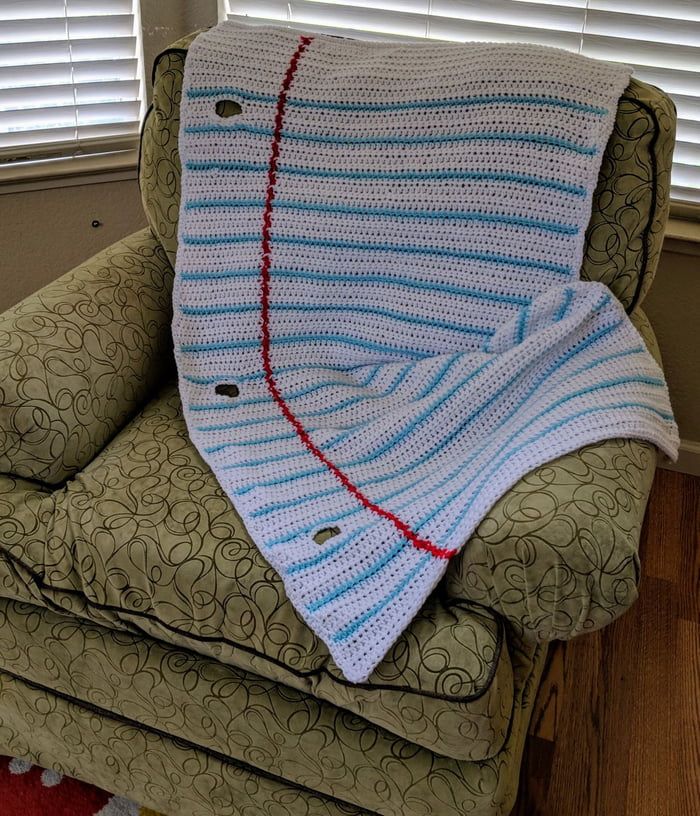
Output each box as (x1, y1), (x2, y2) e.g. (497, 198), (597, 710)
(513, 468), (700, 816)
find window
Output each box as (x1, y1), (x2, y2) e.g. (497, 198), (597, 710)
(220, 0), (700, 208)
(0, 0), (145, 181)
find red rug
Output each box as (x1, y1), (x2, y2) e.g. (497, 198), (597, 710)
(0, 756), (161, 815)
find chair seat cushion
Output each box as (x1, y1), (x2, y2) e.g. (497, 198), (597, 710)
(0, 382), (514, 762)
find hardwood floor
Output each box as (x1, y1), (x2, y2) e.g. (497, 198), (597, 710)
(513, 468), (700, 816)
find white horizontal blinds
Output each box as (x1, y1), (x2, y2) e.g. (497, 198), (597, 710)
(580, 1), (700, 204)
(0, 0), (144, 163)
(222, 0), (700, 205)
(223, 1), (588, 43)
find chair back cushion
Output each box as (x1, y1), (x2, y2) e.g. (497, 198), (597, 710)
(139, 32), (675, 312)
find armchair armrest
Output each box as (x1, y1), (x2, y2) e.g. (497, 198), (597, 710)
(445, 308), (660, 642)
(445, 437), (655, 641)
(0, 228), (174, 485)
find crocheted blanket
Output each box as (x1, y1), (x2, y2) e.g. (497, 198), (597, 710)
(174, 22), (678, 682)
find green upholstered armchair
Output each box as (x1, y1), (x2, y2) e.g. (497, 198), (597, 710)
(0, 33), (676, 816)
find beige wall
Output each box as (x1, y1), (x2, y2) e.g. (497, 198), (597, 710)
(644, 245), (700, 446)
(0, 179), (146, 311)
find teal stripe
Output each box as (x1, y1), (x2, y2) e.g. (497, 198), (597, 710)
(185, 160), (587, 197)
(184, 122), (598, 155)
(180, 301), (493, 337)
(331, 555), (431, 644)
(184, 197), (578, 235)
(181, 333), (432, 358)
(189, 362), (409, 417)
(307, 538), (408, 613)
(180, 233), (571, 275)
(204, 431), (297, 454)
(180, 267), (529, 307)
(187, 85), (608, 116)
(555, 287), (575, 321)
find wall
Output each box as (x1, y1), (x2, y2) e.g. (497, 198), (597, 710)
(644, 245), (700, 453)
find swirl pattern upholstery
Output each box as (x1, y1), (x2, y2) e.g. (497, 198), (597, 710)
(0, 30), (675, 816)
(0, 229), (175, 485)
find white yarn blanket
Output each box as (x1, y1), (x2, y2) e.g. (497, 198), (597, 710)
(174, 22), (678, 682)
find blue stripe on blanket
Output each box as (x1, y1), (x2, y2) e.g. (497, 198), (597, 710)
(184, 197), (579, 235)
(180, 236), (572, 274)
(331, 555), (432, 644)
(187, 85), (608, 115)
(184, 160), (588, 197)
(180, 268), (530, 306)
(184, 122), (599, 154)
(179, 301), (493, 336)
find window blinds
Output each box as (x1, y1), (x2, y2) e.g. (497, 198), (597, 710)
(0, 0), (144, 169)
(221, 0), (700, 205)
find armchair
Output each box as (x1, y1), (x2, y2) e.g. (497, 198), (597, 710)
(0, 32), (676, 816)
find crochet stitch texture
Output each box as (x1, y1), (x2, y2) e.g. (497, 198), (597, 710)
(174, 22), (679, 682)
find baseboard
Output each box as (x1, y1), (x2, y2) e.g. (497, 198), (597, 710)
(659, 439), (700, 477)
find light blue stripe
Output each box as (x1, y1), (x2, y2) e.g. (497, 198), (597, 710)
(187, 85), (608, 116)
(555, 287), (575, 321)
(180, 333), (431, 358)
(307, 538), (408, 613)
(180, 301), (493, 337)
(180, 267), (529, 306)
(269, 505), (373, 552)
(251, 483), (344, 519)
(184, 122), (598, 155)
(186, 362), (374, 385)
(239, 466), (327, 496)
(566, 346), (644, 380)
(286, 524), (373, 573)
(203, 431), (297, 454)
(185, 160), (587, 197)
(331, 555), (431, 644)
(190, 363), (409, 419)
(516, 304), (529, 344)
(221, 448), (307, 470)
(179, 233), (571, 275)
(196, 414), (285, 433)
(185, 197), (578, 236)
(412, 354), (463, 402)
(183, 268), (530, 306)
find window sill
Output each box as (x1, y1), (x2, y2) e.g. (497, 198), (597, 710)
(664, 216), (700, 256)
(0, 149), (139, 196)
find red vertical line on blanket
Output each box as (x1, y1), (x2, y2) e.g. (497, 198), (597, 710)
(259, 35), (457, 561)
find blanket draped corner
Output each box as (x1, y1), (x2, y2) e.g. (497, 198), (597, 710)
(173, 21), (678, 683)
